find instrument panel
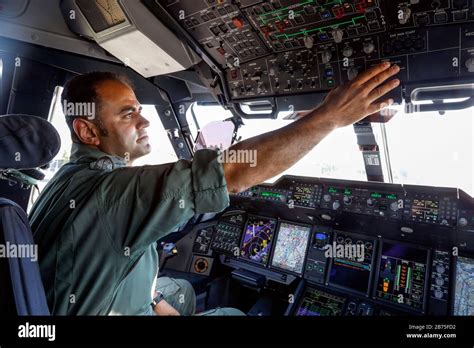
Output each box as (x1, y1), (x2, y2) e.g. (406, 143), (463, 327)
(185, 175), (474, 316)
(153, 0), (474, 103)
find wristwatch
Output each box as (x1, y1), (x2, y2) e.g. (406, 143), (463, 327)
(151, 291), (164, 310)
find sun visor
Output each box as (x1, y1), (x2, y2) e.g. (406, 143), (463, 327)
(61, 0), (201, 77)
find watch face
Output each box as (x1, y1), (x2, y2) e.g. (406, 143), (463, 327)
(76, 0), (127, 33)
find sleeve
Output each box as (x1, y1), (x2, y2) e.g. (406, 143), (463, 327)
(96, 149), (229, 255)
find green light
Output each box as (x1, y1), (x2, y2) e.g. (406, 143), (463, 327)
(328, 187), (338, 194)
(260, 191), (282, 198)
(386, 194), (397, 200)
(327, 79), (334, 87)
(371, 192), (382, 198)
(344, 189), (352, 196)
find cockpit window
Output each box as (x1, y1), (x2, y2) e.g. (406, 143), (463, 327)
(383, 105), (473, 196)
(188, 102), (473, 194)
(188, 103), (367, 183)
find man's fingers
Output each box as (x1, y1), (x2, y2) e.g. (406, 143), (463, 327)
(367, 98), (395, 115)
(367, 79), (400, 102)
(362, 64), (400, 94)
(352, 62), (391, 87)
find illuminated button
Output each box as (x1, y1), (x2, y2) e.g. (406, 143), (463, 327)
(327, 78), (334, 87)
(325, 68), (334, 77)
(318, 33), (330, 41)
(320, 10), (332, 19)
(232, 16), (245, 28)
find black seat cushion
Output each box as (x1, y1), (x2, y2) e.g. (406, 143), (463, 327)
(0, 114), (60, 170)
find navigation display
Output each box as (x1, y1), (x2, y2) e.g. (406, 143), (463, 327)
(295, 287), (346, 316)
(454, 257), (474, 315)
(375, 242), (429, 312)
(240, 215), (277, 265)
(328, 232), (376, 295)
(271, 222), (311, 274)
(411, 199), (439, 223)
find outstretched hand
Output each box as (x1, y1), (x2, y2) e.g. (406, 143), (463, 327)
(317, 62), (400, 128)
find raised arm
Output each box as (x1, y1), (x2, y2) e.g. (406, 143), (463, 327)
(223, 62), (400, 193)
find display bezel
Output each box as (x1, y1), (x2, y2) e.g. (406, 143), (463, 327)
(326, 230), (378, 297)
(239, 214), (278, 266)
(293, 283), (347, 316)
(269, 220), (312, 276)
(372, 239), (431, 314)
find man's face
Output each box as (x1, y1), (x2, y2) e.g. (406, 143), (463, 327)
(93, 79), (151, 163)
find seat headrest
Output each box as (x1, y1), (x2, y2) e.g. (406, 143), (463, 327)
(0, 114), (61, 170)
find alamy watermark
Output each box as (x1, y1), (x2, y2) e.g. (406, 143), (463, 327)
(63, 99), (96, 120)
(323, 241), (365, 262)
(207, 145), (258, 167)
(0, 242), (38, 262)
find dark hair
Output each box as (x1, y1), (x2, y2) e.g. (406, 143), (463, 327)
(61, 71), (133, 143)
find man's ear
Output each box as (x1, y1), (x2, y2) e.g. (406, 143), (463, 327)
(73, 118), (100, 146)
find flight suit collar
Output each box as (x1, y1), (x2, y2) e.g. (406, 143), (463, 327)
(69, 143), (127, 171)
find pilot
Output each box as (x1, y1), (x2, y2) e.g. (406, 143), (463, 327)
(29, 62), (400, 315)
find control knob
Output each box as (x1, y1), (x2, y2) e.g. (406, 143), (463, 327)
(342, 46), (354, 58)
(398, 7), (412, 25)
(321, 50), (332, 64)
(458, 217), (468, 227)
(343, 196), (352, 205)
(363, 42), (375, 54)
(390, 202), (399, 212)
(347, 67), (358, 81)
(435, 277), (445, 286)
(436, 265), (445, 274)
(367, 198), (375, 207)
(323, 194), (332, 202)
(332, 201), (341, 210)
(465, 57), (474, 73)
(331, 29), (344, 43)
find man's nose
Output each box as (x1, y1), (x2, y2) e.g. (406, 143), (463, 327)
(137, 114), (150, 129)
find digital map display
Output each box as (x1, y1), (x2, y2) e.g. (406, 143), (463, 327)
(454, 257), (474, 315)
(271, 222), (311, 274)
(240, 215), (277, 265)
